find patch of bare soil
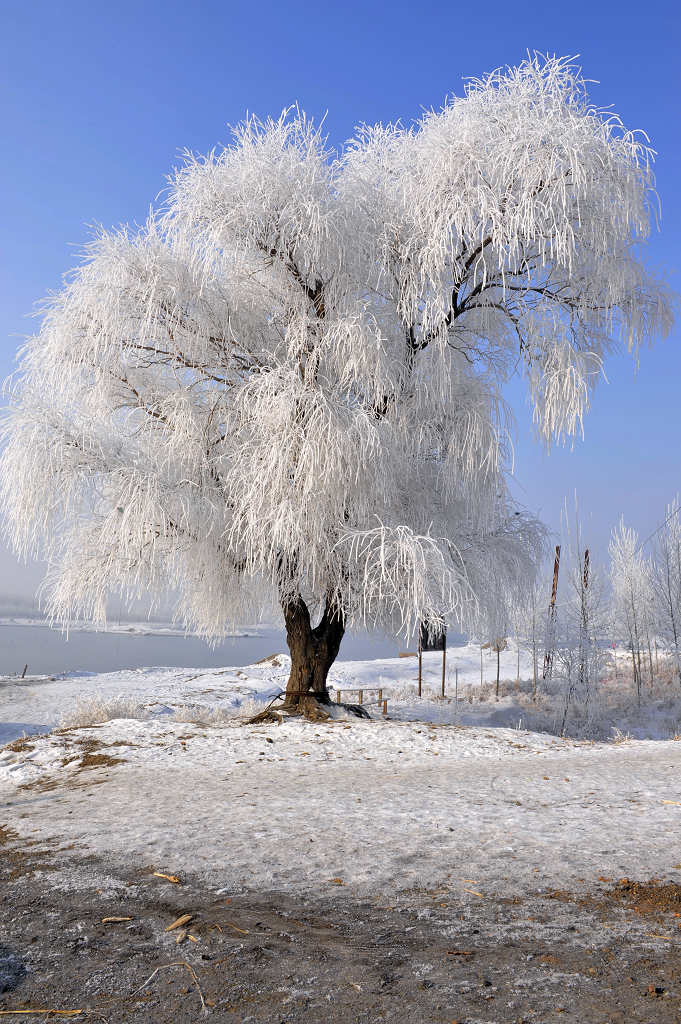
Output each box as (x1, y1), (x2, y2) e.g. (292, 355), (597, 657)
(0, 824), (59, 881)
(549, 877), (681, 920)
(15, 736), (127, 793)
(3, 737), (38, 754)
(1, 833), (680, 1023)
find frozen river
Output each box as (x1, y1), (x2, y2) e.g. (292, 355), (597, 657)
(0, 621), (406, 677)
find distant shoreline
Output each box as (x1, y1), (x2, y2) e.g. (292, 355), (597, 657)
(0, 617), (257, 639)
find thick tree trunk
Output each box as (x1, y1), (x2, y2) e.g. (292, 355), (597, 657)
(282, 593), (345, 710)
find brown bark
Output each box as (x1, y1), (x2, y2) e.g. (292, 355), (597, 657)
(282, 592), (345, 709)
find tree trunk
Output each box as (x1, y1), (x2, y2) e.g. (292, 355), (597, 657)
(282, 592), (345, 710)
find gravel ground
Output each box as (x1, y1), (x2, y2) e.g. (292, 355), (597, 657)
(1, 828), (680, 1023)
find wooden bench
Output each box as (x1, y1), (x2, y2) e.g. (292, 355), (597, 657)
(332, 686), (389, 715)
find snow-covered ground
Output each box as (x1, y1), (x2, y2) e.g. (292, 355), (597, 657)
(0, 641), (531, 744)
(1, 641), (680, 903)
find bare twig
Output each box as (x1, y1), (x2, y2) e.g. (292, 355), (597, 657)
(134, 961), (207, 1012)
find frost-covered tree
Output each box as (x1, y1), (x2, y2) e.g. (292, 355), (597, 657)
(556, 543), (608, 737)
(609, 519), (650, 704)
(1, 57), (673, 712)
(650, 497), (681, 685)
(514, 573), (545, 701)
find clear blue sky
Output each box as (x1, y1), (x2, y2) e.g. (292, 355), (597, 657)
(0, 0), (679, 602)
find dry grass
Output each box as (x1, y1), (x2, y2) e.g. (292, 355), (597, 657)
(170, 698), (267, 726)
(58, 695), (151, 728)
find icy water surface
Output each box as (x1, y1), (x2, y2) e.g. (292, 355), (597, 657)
(0, 622), (405, 676)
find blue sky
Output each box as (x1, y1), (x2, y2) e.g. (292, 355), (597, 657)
(1, 0), (679, 602)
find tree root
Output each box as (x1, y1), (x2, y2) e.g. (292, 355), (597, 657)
(247, 692), (371, 724)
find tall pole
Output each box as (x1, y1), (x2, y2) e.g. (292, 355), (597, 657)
(578, 548), (590, 692)
(418, 633), (422, 698)
(542, 545), (561, 681)
(441, 643), (446, 698)
(495, 643), (500, 700)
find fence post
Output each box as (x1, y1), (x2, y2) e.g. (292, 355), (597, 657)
(336, 689), (341, 704)
(358, 689), (363, 705)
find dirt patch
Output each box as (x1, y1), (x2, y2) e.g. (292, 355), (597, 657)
(18, 777), (62, 793)
(549, 878), (681, 922)
(73, 737), (107, 753)
(19, 749), (125, 794)
(0, 825), (20, 846)
(3, 737), (37, 753)
(1, 837), (681, 1023)
(0, 825), (58, 880)
(76, 752), (125, 771)
(608, 878), (681, 916)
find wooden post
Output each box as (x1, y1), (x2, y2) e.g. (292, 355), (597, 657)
(418, 637), (422, 698)
(495, 643), (500, 701)
(480, 645), (483, 687)
(21, 664), (28, 679)
(441, 645), (446, 698)
(455, 666), (458, 705)
(378, 688), (383, 704)
(336, 689), (341, 704)
(358, 689), (363, 705)
(542, 544), (561, 681)
(383, 698), (387, 715)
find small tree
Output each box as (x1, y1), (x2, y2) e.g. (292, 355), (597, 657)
(610, 519), (650, 705)
(0, 57), (673, 713)
(650, 497), (681, 686)
(557, 538), (608, 737)
(515, 573), (548, 702)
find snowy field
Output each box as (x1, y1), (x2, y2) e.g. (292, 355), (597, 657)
(2, 642), (680, 907)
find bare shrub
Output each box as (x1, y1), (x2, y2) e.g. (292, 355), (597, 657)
(474, 678), (535, 702)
